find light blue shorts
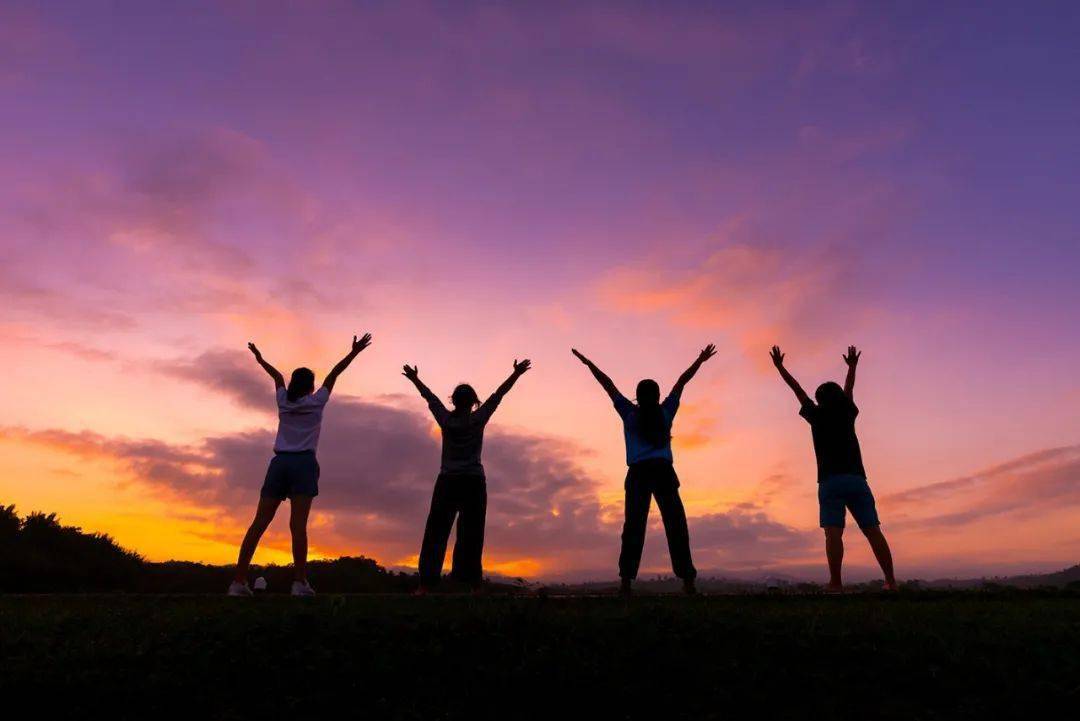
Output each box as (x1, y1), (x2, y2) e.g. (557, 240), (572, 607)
(818, 473), (879, 529)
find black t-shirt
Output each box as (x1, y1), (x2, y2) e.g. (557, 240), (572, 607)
(799, 398), (866, 482)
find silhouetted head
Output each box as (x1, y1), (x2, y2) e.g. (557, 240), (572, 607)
(636, 379), (661, 407)
(635, 379), (670, 447)
(451, 383), (481, 412)
(287, 368), (316, 402)
(815, 381), (847, 410)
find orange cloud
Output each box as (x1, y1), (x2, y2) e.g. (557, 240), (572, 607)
(598, 241), (874, 364)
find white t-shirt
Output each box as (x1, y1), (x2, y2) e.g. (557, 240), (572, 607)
(274, 386), (330, 452)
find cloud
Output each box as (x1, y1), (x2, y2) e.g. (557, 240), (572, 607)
(0, 127), (324, 338)
(1, 389), (813, 576)
(155, 349), (271, 411)
(0, 324), (123, 361)
(0, 267), (138, 331)
(882, 445), (1080, 531)
(676, 509), (814, 569)
(598, 240), (871, 360)
(43, 342), (118, 363)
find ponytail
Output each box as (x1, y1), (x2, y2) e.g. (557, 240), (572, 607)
(637, 402), (671, 447)
(634, 379), (670, 447)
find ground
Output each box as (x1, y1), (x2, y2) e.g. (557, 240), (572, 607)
(1, 591), (1077, 719)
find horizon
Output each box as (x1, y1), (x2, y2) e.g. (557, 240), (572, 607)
(3, 1), (1079, 583)
(7, 503), (1073, 585)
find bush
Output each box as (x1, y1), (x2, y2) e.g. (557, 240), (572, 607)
(0, 504), (414, 593)
(0, 506), (144, 592)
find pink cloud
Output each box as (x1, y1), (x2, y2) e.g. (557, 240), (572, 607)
(1, 127), (353, 349)
(597, 240), (873, 362)
(883, 445), (1080, 530)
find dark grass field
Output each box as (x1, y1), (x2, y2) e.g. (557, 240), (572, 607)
(2, 591), (1078, 720)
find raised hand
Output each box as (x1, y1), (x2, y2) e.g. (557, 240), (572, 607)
(671, 343), (717, 395)
(770, 345), (809, 404)
(402, 364), (419, 381)
(248, 342), (283, 387)
(770, 345), (785, 368)
(573, 348), (619, 399)
(352, 333), (373, 353)
(513, 359), (532, 375)
(843, 345), (861, 367)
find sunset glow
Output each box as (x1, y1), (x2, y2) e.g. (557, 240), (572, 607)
(2, 0), (1078, 581)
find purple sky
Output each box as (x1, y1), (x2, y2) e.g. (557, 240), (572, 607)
(2, 1), (1078, 579)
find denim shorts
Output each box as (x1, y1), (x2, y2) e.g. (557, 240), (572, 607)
(261, 451), (320, 499)
(818, 473), (879, 528)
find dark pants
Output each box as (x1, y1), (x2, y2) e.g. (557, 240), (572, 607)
(418, 473), (487, 586)
(619, 459), (696, 580)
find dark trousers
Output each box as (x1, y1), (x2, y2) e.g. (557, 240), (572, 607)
(418, 473), (487, 586)
(619, 459), (697, 580)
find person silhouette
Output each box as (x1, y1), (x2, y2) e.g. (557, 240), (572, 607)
(403, 359), (531, 594)
(572, 345), (716, 597)
(770, 344), (897, 592)
(227, 334), (372, 597)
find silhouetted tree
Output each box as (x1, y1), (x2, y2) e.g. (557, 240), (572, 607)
(0, 506), (143, 592)
(0, 504), (421, 593)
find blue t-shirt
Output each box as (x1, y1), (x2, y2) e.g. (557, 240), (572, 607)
(614, 388), (681, 466)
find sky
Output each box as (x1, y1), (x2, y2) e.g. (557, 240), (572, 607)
(2, 0), (1078, 581)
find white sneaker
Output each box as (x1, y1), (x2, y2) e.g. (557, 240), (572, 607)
(291, 580), (316, 597)
(227, 581), (253, 597)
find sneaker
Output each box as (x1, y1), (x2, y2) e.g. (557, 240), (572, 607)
(227, 581), (253, 597)
(682, 578), (698, 596)
(291, 580), (316, 597)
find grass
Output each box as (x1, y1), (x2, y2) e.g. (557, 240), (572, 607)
(1, 591), (1077, 719)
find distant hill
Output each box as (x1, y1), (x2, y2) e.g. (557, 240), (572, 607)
(545, 568), (1080, 595)
(1042, 564), (1080, 584)
(985, 564), (1080, 589)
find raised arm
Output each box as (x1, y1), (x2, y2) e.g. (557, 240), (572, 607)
(842, 345), (861, 400)
(485, 359), (531, 408)
(402, 364), (446, 413)
(248, 342), (285, 389)
(670, 344), (717, 397)
(770, 345), (811, 406)
(571, 349), (622, 401)
(322, 333), (372, 392)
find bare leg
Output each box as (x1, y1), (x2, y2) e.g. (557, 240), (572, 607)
(289, 495), (313, 582)
(824, 526), (844, 591)
(234, 497), (281, 583)
(861, 525), (897, 589)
